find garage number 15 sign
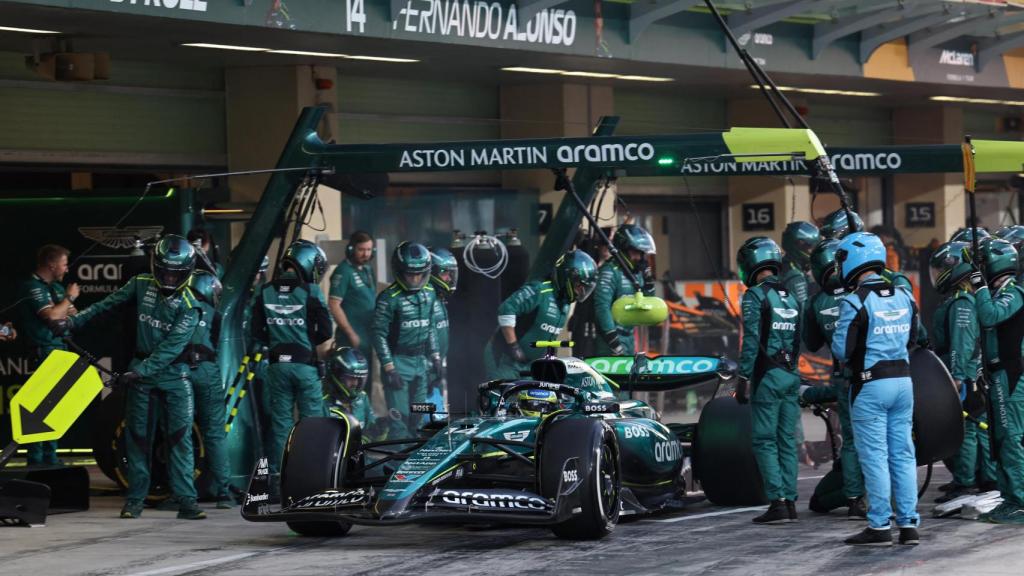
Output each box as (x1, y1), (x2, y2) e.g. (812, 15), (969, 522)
(742, 203), (775, 231)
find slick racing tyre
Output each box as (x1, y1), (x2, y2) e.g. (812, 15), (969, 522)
(693, 397), (767, 506)
(540, 418), (621, 540)
(281, 417), (354, 537)
(910, 347), (964, 465)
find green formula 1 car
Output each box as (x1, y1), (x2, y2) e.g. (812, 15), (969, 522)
(242, 347), (760, 540)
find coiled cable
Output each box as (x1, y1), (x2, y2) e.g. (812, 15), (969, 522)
(463, 232), (508, 279)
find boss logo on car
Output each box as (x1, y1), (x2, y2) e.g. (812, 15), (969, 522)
(654, 440), (682, 463)
(292, 489), (368, 509)
(436, 489), (551, 511)
(583, 402), (619, 413)
(623, 425), (651, 439)
(562, 469), (579, 483)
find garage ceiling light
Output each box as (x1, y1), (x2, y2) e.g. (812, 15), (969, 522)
(930, 95), (1024, 106)
(268, 49), (347, 58)
(751, 85), (880, 97)
(503, 67), (673, 82)
(183, 42), (269, 52)
(343, 55), (419, 63)
(0, 25), (60, 34)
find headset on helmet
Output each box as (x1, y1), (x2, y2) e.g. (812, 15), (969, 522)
(392, 241), (432, 291)
(152, 235), (196, 294)
(929, 241), (973, 295)
(283, 239), (328, 283)
(552, 250), (599, 303)
(188, 270), (222, 306)
(736, 236), (782, 288)
(835, 232), (887, 290)
(810, 239), (842, 292)
(429, 247), (459, 297)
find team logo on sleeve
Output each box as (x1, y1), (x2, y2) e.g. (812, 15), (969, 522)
(821, 307), (839, 317)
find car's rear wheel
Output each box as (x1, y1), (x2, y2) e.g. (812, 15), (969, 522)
(281, 416), (354, 537)
(540, 418), (620, 540)
(693, 397), (766, 506)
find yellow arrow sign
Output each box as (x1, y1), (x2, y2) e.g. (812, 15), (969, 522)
(10, 350), (104, 444)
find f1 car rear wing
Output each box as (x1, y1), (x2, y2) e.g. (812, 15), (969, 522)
(584, 355), (736, 392)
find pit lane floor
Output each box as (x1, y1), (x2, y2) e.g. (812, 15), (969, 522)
(2, 463), (1021, 576)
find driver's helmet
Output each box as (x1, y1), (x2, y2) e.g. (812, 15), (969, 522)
(515, 389), (559, 417)
(326, 346), (369, 403)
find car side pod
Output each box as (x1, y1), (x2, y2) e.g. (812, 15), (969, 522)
(692, 397), (767, 507)
(910, 348), (964, 465)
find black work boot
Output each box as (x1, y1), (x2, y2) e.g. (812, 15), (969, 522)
(847, 497), (867, 520)
(898, 527), (920, 546)
(177, 498), (208, 520)
(844, 527), (893, 546)
(753, 499), (790, 525)
(785, 499), (798, 522)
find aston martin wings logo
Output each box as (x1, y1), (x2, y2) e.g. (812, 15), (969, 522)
(821, 306), (840, 317)
(773, 308), (799, 319)
(78, 226), (163, 249)
(873, 309), (909, 322)
(265, 304), (304, 315)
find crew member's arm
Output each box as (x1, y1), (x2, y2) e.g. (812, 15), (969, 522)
(328, 267), (360, 347)
(975, 284), (1024, 328)
(134, 304), (199, 379)
(37, 283), (79, 321)
(831, 296), (862, 366)
(372, 290), (397, 370)
(737, 289), (762, 381)
(70, 277), (137, 329)
(251, 290), (269, 347)
(802, 295), (826, 352)
(593, 266), (622, 351)
(497, 283), (540, 347)
(948, 297), (979, 386)
(309, 285), (333, 358)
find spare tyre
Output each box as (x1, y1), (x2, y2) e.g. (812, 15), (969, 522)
(910, 347), (964, 465)
(693, 397), (766, 506)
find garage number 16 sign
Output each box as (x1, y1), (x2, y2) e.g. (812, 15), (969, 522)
(742, 203), (775, 231)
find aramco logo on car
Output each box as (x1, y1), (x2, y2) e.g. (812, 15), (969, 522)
(587, 356), (719, 376)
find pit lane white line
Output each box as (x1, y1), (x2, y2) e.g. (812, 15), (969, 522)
(650, 505), (768, 523)
(125, 548), (289, 576)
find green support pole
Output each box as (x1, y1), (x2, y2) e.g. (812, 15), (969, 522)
(219, 106), (328, 487)
(528, 116), (619, 282)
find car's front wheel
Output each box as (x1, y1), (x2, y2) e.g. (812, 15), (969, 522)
(539, 418), (620, 540)
(281, 416), (354, 537)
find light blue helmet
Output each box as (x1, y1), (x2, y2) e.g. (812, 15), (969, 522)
(835, 232), (886, 290)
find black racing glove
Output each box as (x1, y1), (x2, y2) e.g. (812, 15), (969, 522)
(735, 376), (750, 405)
(48, 318), (72, 337)
(602, 331), (625, 356)
(968, 271), (986, 291)
(509, 342), (527, 364)
(117, 371), (142, 388)
(964, 379), (988, 419)
(385, 369), (404, 390)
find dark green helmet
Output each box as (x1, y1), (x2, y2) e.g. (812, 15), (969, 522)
(950, 227), (991, 244)
(995, 225), (1024, 252)
(810, 239), (842, 292)
(979, 238), (1020, 284)
(820, 209), (865, 240)
(152, 234), (196, 294)
(612, 224), (656, 270)
(392, 241), (432, 291)
(429, 247), (458, 297)
(782, 221), (821, 269)
(736, 236), (782, 287)
(553, 250), (598, 303)
(326, 346), (369, 401)
(283, 240), (328, 283)
(187, 270), (222, 306)
(929, 241), (974, 294)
